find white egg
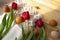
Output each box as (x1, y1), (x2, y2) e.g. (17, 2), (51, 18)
(50, 31), (59, 39)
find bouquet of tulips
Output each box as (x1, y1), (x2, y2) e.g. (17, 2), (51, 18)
(20, 11), (47, 40)
(0, 9), (46, 40)
(1, 2), (47, 40)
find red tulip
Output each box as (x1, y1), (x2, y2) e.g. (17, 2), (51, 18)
(11, 2), (17, 10)
(22, 11), (30, 20)
(35, 19), (44, 27)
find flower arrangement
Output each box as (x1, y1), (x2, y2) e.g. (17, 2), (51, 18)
(1, 1), (59, 40)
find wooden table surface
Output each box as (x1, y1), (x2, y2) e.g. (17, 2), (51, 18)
(26, 0), (60, 40)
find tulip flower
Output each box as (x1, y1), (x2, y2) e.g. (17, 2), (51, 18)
(11, 2), (17, 10)
(22, 11), (30, 34)
(22, 11), (30, 21)
(35, 18), (44, 27)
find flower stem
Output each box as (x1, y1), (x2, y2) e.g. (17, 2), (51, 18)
(26, 20), (29, 34)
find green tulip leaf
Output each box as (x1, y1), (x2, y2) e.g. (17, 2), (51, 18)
(36, 27), (43, 40)
(0, 24), (4, 33)
(2, 9), (14, 38)
(22, 25), (26, 40)
(26, 29), (34, 40)
(15, 37), (17, 40)
(42, 27), (47, 40)
(2, 14), (7, 26)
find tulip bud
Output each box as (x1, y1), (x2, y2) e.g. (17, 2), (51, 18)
(35, 19), (44, 27)
(22, 11), (30, 20)
(11, 2), (17, 10)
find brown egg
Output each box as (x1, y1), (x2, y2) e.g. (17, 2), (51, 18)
(15, 16), (23, 24)
(48, 19), (57, 27)
(2, 5), (10, 12)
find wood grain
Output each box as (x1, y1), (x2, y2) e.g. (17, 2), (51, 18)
(27, 0), (60, 40)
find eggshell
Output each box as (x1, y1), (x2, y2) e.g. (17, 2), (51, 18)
(48, 19), (57, 27)
(15, 16), (23, 24)
(2, 5), (10, 12)
(50, 31), (59, 38)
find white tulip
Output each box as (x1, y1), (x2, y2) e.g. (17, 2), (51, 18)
(34, 14), (42, 20)
(29, 19), (35, 27)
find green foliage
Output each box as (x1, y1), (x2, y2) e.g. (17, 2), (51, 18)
(26, 30), (34, 40)
(36, 27), (43, 40)
(15, 37), (17, 40)
(0, 9), (14, 40)
(0, 14), (7, 33)
(42, 27), (47, 40)
(3, 9), (14, 37)
(21, 26), (46, 40)
(22, 25), (26, 40)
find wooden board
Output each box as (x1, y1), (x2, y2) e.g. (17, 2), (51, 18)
(27, 0), (60, 40)
(45, 0), (60, 6)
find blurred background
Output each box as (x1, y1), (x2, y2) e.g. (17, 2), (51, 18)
(0, 0), (13, 15)
(0, 0), (13, 7)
